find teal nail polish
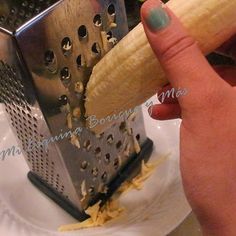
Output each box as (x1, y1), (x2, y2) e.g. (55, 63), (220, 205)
(146, 6), (170, 31)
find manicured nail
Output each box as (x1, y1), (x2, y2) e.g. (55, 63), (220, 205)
(148, 106), (153, 117)
(146, 5), (170, 31)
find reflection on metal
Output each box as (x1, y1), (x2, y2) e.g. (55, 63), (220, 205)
(0, 0), (148, 216)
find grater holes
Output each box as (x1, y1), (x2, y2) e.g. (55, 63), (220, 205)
(83, 140), (92, 151)
(0, 16), (5, 24)
(61, 37), (72, 56)
(26, 105), (31, 112)
(113, 157), (120, 170)
(104, 153), (111, 164)
(107, 31), (113, 40)
(44, 50), (55, 66)
(58, 95), (69, 106)
(60, 185), (65, 193)
(93, 14), (102, 27)
(107, 134), (114, 144)
(91, 42), (101, 55)
(94, 147), (102, 158)
(96, 132), (104, 139)
(19, 9), (25, 17)
(116, 140), (122, 150)
(78, 25), (88, 39)
(119, 122), (126, 133)
(35, 7), (41, 14)
(108, 4), (116, 15)
(88, 186), (95, 196)
(136, 134), (141, 141)
(29, 2), (35, 10)
(22, 1), (28, 7)
(75, 81), (84, 94)
(101, 172), (108, 183)
(60, 67), (71, 85)
(10, 8), (17, 15)
(76, 55), (84, 68)
(80, 161), (88, 171)
(44, 50), (57, 73)
(91, 167), (99, 177)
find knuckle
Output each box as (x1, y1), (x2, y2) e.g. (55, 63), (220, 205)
(160, 35), (197, 62)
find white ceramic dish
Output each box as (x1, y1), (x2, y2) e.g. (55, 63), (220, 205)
(0, 99), (191, 236)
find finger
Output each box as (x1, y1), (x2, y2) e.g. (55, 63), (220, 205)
(141, 0), (225, 108)
(149, 103), (181, 120)
(214, 66), (236, 87)
(157, 84), (178, 104)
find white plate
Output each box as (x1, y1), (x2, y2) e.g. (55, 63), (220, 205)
(0, 99), (191, 236)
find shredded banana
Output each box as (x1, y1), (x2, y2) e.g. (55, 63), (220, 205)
(67, 113), (73, 129)
(70, 134), (81, 149)
(118, 155), (168, 193)
(58, 155), (168, 232)
(74, 81), (84, 93)
(80, 180), (87, 202)
(58, 200), (124, 232)
(63, 41), (72, 51)
(72, 107), (81, 119)
(124, 143), (131, 157)
(108, 37), (118, 46)
(101, 31), (110, 53)
(109, 22), (117, 28)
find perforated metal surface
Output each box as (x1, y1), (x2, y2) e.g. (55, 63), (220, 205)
(0, 0), (149, 213)
(0, 0), (59, 31)
(0, 60), (71, 199)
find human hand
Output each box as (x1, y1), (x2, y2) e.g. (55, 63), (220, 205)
(141, 0), (236, 235)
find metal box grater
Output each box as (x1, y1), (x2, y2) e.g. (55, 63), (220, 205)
(0, 0), (153, 220)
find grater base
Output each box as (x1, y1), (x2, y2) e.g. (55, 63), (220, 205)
(27, 172), (89, 221)
(27, 138), (153, 221)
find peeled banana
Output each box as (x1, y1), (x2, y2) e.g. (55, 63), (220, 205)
(85, 0), (236, 133)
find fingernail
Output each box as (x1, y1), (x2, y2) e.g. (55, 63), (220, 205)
(145, 4), (170, 31)
(148, 106), (153, 117)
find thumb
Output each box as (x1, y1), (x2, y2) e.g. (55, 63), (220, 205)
(141, 0), (225, 108)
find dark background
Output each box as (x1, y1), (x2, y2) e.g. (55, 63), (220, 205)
(124, 0), (235, 66)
